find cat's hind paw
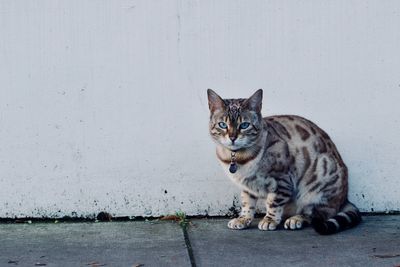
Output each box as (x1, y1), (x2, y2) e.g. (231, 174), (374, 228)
(227, 217), (252, 230)
(258, 217), (278, 231)
(284, 215), (309, 230)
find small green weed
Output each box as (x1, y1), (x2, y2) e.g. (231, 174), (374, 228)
(160, 211), (191, 229)
(175, 211), (190, 229)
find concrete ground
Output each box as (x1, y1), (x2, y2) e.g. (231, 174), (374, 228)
(0, 215), (399, 267)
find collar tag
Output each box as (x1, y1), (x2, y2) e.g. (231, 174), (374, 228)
(229, 152), (237, 173)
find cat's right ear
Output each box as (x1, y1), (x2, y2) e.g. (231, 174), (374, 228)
(244, 89), (263, 113)
(207, 89), (225, 112)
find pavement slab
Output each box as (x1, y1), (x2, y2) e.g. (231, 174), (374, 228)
(0, 215), (399, 267)
(188, 215), (400, 267)
(0, 221), (190, 267)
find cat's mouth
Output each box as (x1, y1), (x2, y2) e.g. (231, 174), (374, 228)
(224, 142), (243, 151)
(216, 137), (247, 151)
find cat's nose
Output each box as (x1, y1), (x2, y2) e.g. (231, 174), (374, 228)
(229, 136), (237, 142)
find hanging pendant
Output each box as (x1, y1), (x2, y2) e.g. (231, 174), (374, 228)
(229, 151), (237, 173)
(229, 162), (237, 173)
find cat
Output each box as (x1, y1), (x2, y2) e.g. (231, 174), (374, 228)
(207, 89), (361, 234)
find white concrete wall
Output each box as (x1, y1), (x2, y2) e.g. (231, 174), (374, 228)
(1, 1), (399, 218)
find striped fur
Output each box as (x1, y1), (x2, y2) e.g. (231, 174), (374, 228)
(312, 202), (362, 235)
(207, 89), (361, 235)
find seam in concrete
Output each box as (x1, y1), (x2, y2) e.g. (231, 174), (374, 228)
(0, 212), (399, 223)
(182, 226), (197, 267)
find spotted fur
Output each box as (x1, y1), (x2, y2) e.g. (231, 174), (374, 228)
(207, 89), (361, 235)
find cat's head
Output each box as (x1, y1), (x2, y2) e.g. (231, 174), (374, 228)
(207, 89), (264, 151)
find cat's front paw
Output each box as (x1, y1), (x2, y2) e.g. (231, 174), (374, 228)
(227, 216), (252, 230)
(258, 217), (278, 231)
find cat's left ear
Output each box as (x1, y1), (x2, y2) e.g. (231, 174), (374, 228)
(244, 89), (263, 113)
(207, 89), (225, 112)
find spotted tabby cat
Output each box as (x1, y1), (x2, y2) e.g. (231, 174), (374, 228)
(207, 89), (361, 234)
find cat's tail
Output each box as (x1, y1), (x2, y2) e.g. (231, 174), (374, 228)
(312, 201), (362, 235)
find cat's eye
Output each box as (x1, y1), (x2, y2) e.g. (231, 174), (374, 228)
(218, 122), (228, 129)
(239, 122), (250, 129)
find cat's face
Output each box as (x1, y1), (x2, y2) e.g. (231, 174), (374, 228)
(207, 89), (263, 151)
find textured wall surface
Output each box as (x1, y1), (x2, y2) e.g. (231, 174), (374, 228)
(1, 1), (399, 218)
